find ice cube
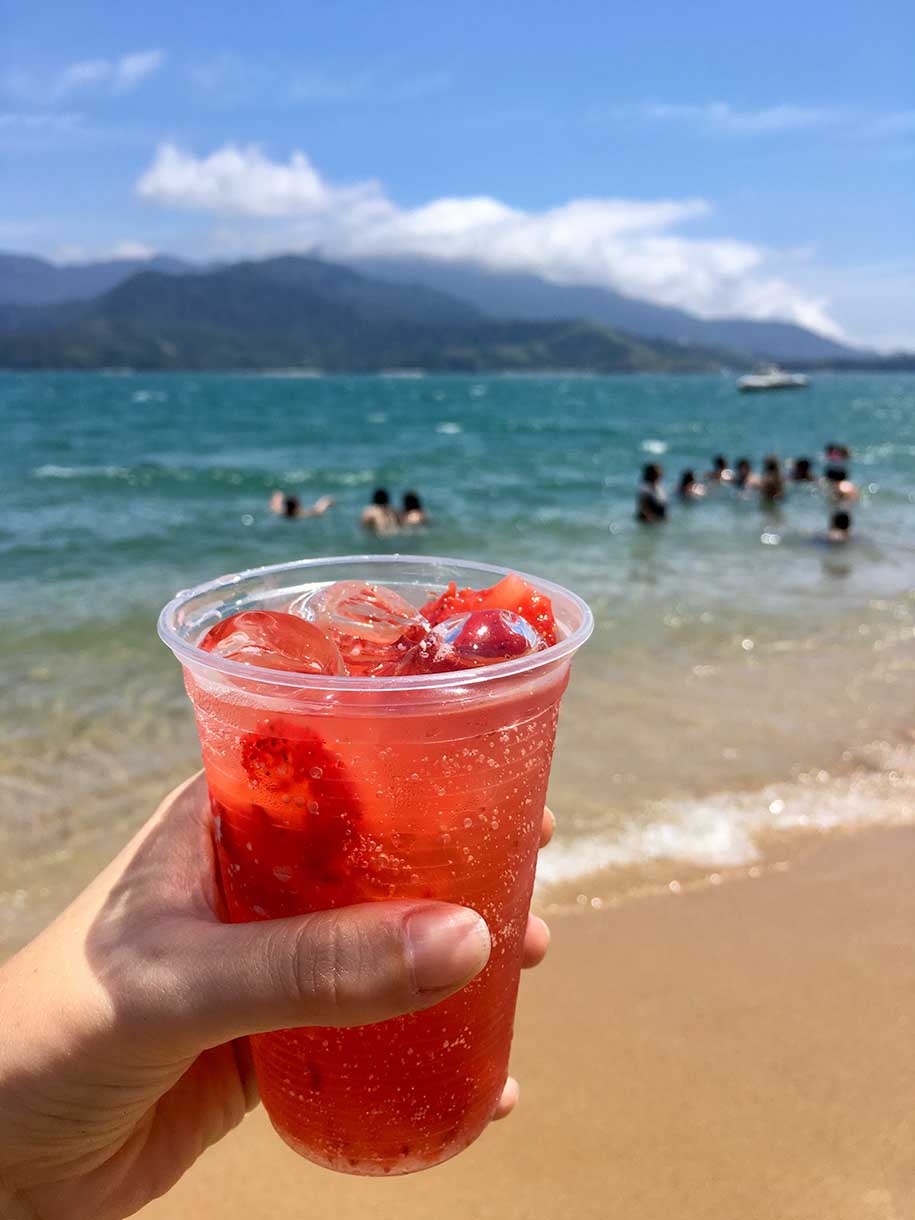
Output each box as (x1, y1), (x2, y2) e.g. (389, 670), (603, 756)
(200, 611), (345, 675)
(398, 609), (547, 674)
(290, 581), (429, 675)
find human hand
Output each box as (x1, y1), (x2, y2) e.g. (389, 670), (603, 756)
(0, 774), (553, 1220)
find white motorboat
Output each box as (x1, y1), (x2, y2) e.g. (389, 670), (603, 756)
(737, 364), (808, 392)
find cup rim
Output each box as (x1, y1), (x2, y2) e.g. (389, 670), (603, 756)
(158, 553), (593, 691)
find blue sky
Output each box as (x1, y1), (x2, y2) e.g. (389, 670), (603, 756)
(2, 0), (914, 347)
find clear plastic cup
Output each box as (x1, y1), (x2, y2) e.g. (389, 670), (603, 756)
(159, 555), (592, 1175)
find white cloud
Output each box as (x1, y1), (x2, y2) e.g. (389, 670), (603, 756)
(54, 59), (112, 97)
(136, 143), (386, 218)
(603, 101), (840, 134)
(187, 54), (452, 107)
(108, 239), (157, 260)
(785, 258), (915, 352)
(605, 101), (915, 141)
(861, 110), (915, 139)
(646, 102), (839, 133)
(289, 67), (378, 104)
(0, 110), (89, 150)
(4, 50), (166, 104)
(135, 141), (845, 337)
(0, 111), (83, 131)
(112, 50), (166, 93)
(53, 240), (157, 264)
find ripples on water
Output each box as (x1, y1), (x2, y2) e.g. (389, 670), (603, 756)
(2, 371), (914, 949)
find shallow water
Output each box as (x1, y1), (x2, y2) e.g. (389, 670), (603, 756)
(2, 370), (914, 951)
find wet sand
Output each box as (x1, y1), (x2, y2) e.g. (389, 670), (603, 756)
(139, 824), (915, 1220)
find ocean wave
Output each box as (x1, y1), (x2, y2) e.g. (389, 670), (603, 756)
(331, 469), (375, 486)
(33, 464), (130, 480)
(535, 740), (915, 889)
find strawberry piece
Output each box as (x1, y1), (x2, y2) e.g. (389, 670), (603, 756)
(419, 581), (458, 624)
(236, 720), (363, 889)
(419, 574), (558, 647)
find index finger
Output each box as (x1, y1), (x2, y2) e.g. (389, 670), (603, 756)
(539, 806), (555, 849)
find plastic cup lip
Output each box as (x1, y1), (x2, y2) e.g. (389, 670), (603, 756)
(157, 552), (594, 693)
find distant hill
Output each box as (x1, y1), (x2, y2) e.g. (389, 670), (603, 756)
(0, 255), (734, 372)
(1, 248), (868, 363)
(0, 252), (193, 306)
(347, 257), (865, 364)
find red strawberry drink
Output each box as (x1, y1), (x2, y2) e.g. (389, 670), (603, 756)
(159, 556), (592, 1175)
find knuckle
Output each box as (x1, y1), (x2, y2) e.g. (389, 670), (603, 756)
(282, 911), (408, 1025)
(287, 915), (360, 1017)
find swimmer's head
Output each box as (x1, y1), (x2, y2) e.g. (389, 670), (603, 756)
(372, 487), (390, 506)
(826, 467), (848, 483)
(763, 455), (780, 474)
(712, 454), (727, 471)
(283, 495), (300, 518)
(736, 458), (751, 474)
(831, 510), (851, 532)
(642, 463), (662, 484)
(403, 490), (422, 512)
(794, 457), (812, 478)
(678, 469), (695, 490)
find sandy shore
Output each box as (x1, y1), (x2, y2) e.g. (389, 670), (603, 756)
(139, 825), (915, 1220)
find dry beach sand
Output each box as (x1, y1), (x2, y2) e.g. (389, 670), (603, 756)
(139, 824), (915, 1220)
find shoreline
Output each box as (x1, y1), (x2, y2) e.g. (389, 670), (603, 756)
(139, 821), (915, 1220)
(3, 725), (914, 959)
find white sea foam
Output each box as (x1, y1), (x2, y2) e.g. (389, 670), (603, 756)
(436, 422), (462, 435)
(535, 742), (915, 890)
(640, 439), (668, 455)
(333, 469), (375, 486)
(33, 464), (130, 480)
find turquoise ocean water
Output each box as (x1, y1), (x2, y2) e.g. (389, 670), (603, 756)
(2, 371), (914, 950)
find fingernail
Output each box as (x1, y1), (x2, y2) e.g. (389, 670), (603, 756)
(405, 905), (491, 993)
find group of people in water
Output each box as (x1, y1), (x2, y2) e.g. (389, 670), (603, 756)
(360, 487), (427, 534)
(637, 443), (859, 543)
(270, 443), (858, 545)
(269, 486), (427, 535)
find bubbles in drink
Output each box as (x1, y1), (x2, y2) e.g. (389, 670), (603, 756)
(290, 581), (429, 675)
(200, 610), (345, 675)
(398, 609), (547, 674)
(188, 570), (570, 1173)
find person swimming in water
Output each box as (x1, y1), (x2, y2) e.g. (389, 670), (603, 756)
(677, 469), (706, 500)
(790, 456), (815, 482)
(734, 458), (760, 491)
(269, 491), (335, 519)
(636, 463), (667, 523)
(399, 490), (427, 527)
(759, 455), (785, 505)
(823, 466), (860, 504)
(361, 487), (400, 534)
(705, 455), (734, 484)
(826, 509), (852, 543)
(824, 443), (851, 481)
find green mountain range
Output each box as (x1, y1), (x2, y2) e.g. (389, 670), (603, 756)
(347, 256), (865, 363)
(0, 255), (737, 373)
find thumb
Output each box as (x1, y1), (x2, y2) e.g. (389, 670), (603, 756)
(176, 901), (491, 1050)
